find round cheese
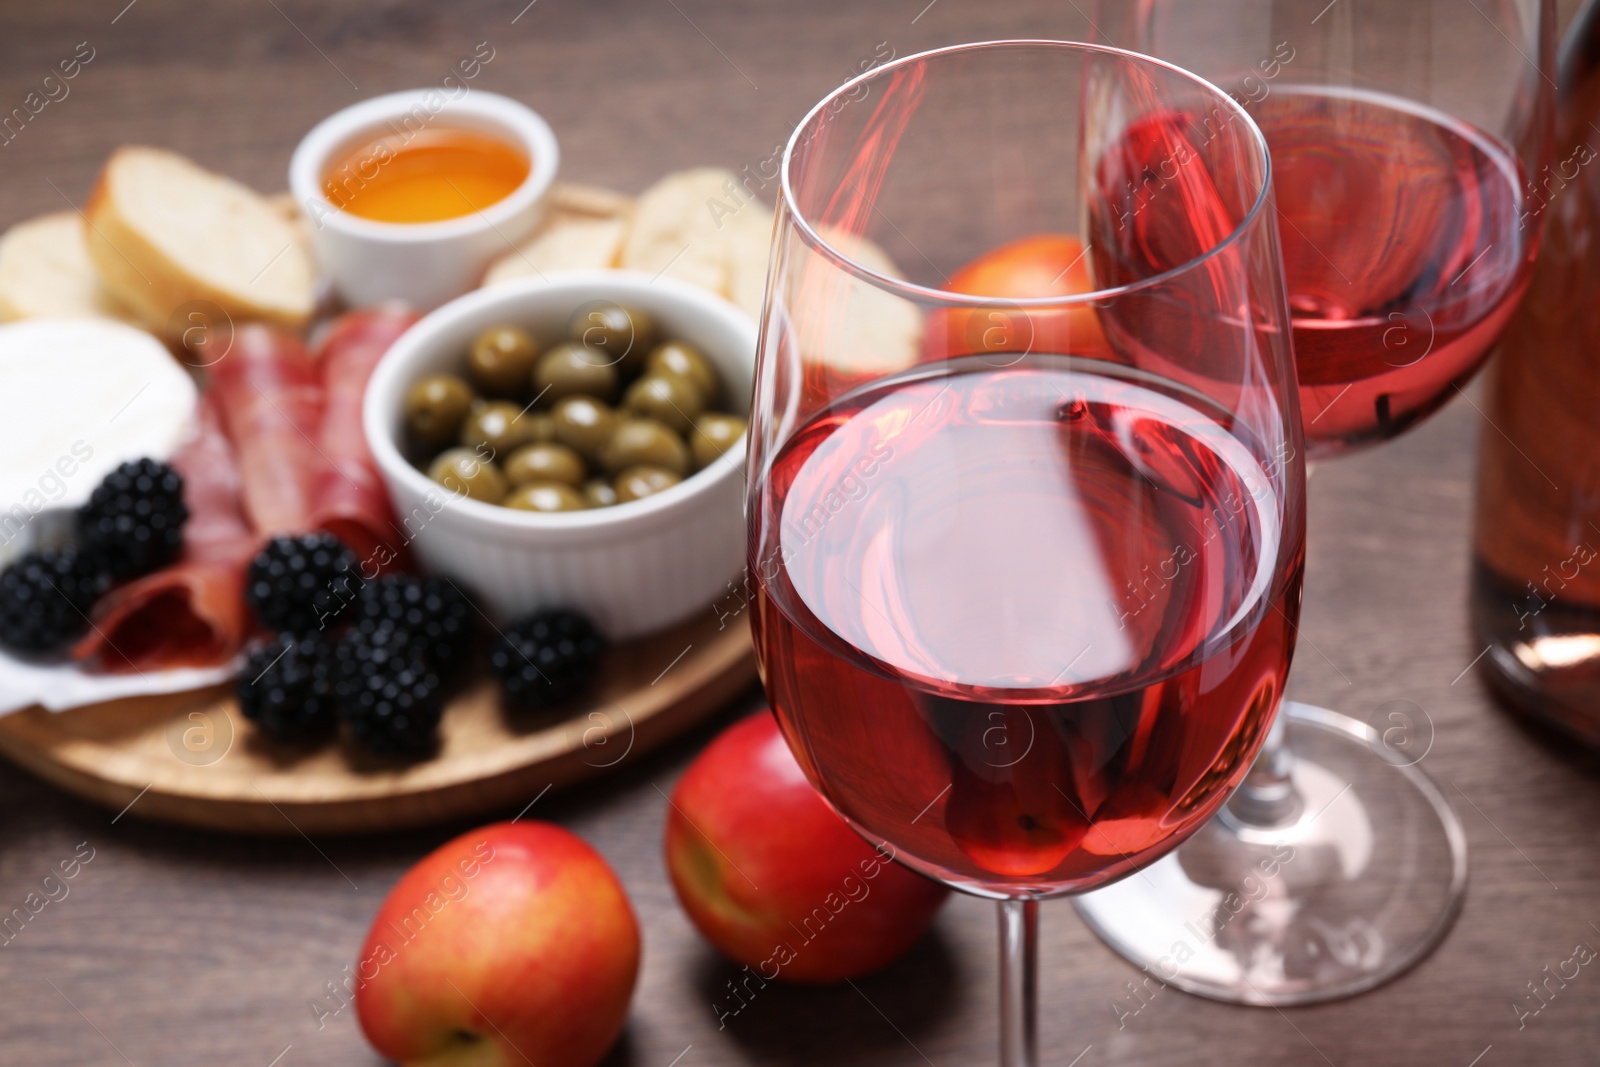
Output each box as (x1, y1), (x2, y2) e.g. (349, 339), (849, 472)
(0, 317), (197, 561)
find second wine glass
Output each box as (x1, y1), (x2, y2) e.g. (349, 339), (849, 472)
(1077, 0), (1554, 1006)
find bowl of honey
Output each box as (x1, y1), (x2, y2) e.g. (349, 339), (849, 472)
(290, 88), (559, 310)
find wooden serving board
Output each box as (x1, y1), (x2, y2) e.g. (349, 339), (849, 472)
(0, 613), (756, 835)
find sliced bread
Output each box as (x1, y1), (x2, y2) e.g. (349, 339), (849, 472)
(85, 146), (315, 333)
(0, 211), (138, 324)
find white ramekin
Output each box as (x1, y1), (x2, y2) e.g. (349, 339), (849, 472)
(364, 271), (756, 639)
(289, 88), (559, 311)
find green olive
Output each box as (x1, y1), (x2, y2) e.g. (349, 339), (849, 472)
(622, 373), (703, 435)
(582, 479), (618, 508)
(522, 411), (557, 445)
(613, 465), (682, 503)
(690, 412), (747, 470)
(503, 442), (587, 488)
(459, 400), (541, 457)
(570, 303), (656, 375)
(503, 481), (588, 512)
(404, 374), (476, 447)
(550, 395), (621, 463)
(600, 418), (690, 477)
(533, 342), (619, 403)
(468, 325), (538, 397)
(646, 341), (719, 403)
(428, 447), (507, 503)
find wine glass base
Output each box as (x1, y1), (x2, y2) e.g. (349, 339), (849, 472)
(1072, 702), (1468, 1007)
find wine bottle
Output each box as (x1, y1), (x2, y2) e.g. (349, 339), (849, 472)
(1471, 0), (1600, 746)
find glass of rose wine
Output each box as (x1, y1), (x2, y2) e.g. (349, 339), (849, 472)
(1075, 0), (1555, 1005)
(750, 41), (1307, 1063)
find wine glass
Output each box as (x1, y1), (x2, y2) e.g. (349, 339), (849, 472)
(1076, 0), (1555, 1005)
(749, 40), (1306, 1064)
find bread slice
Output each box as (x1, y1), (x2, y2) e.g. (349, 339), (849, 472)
(85, 146), (314, 334)
(264, 190), (314, 261)
(549, 181), (634, 219)
(0, 211), (138, 324)
(621, 168), (782, 317)
(484, 214), (630, 285)
(799, 226), (923, 376)
(482, 181), (634, 286)
(620, 168), (736, 294)
(722, 200), (776, 319)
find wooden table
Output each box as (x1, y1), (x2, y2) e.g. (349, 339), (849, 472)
(2, 2), (1597, 1064)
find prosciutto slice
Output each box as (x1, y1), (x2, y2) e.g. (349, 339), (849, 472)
(309, 304), (418, 569)
(71, 310), (418, 673)
(209, 324), (327, 536)
(74, 395), (257, 670)
(170, 393), (254, 562)
(76, 324), (330, 671)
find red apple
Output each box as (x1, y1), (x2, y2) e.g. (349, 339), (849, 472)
(923, 233), (1111, 362)
(665, 711), (948, 985)
(355, 821), (640, 1067)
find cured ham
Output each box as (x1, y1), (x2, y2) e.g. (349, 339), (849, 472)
(209, 324), (327, 535)
(309, 304), (418, 569)
(71, 309), (416, 673)
(74, 395), (257, 670)
(171, 393), (254, 563)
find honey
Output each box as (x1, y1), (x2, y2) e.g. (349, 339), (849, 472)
(323, 128), (530, 224)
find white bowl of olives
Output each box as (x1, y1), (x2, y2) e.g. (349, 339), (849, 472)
(364, 271), (754, 639)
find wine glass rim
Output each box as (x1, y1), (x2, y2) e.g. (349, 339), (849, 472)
(779, 38), (1276, 309)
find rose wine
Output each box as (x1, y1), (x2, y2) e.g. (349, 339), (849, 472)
(1258, 86), (1533, 455)
(750, 357), (1303, 895)
(1472, 12), (1600, 750)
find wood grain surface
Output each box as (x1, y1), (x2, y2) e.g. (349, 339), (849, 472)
(1, 2), (1597, 1065)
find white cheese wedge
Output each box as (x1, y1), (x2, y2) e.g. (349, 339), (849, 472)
(0, 317), (197, 565)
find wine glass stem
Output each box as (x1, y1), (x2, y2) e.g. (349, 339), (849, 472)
(998, 898), (1038, 1067)
(1223, 700), (1302, 828)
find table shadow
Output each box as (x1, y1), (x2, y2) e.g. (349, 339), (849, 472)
(596, 1026), (637, 1067)
(1478, 682), (1600, 782)
(691, 926), (960, 1064)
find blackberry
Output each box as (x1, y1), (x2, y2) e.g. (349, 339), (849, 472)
(490, 609), (605, 711)
(333, 625), (443, 754)
(77, 459), (188, 580)
(351, 575), (474, 679)
(245, 533), (362, 636)
(0, 549), (110, 654)
(236, 633), (336, 743)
